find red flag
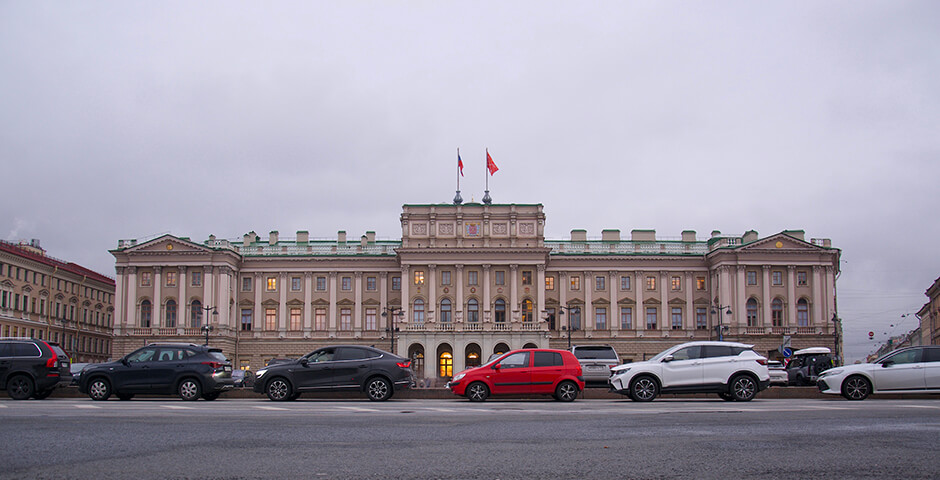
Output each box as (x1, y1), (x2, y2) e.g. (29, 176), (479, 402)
(458, 150), (464, 177)
(486, 149), (499, 175)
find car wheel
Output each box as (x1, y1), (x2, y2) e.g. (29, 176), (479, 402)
(366, 377), (392, 402)
(466, 382), (489, 402)
(730, 375), (758, 402)
(717, 392), (735, 401)
(117, 393), (134, 401)
(178, 378), (202, 401)
(842, 375), (871, 401)
(630, 376), (659, 402)
(32, 389), (54, 400)
(202, 392), (220, 401)
(555, 381), (579, 402)
(7, 375), (35, 400)
(88, 377), (112, 401)
(266, 377), (292, 401)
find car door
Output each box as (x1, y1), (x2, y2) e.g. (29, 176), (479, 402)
(701, 345), (736, 386)
(332, 347), (374, 389)
(112, 347), (160, 392)
(0, 343), (12, 387)
(157, 347), (197, 392)
(490, 351), (531, 395)
(924, 347), (940, 389)
(660, 345), (703, 388)
(292, 348), (338, 391)
(531, 351), (564, 394)
(874, 348), (926, 392)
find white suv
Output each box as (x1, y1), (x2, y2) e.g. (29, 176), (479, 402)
(609, 341), (770, 402)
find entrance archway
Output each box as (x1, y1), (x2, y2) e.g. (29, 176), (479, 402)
(437, 343), (453, 378)
(408, 343), (425, 379)
(465, 343), (482, 368)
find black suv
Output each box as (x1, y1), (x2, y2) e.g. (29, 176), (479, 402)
(0, 338), (72, 400)
(78, 343), (234, 401)
(253, 345), (415, 401)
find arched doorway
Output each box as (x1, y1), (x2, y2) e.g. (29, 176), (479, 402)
(408, 343), (425, 379)
(493, 342), (510, 357)
(465, 343), (482, 368)
(523, 342), (538, 349)
(437, 344), (453, 378)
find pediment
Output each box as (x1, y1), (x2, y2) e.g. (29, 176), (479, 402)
(125, 235), (213, 255)
(311, 298), (330, 306)
(693, 297), (710, 305)
(238, 299), (254, 306)
(336, 298), (355, 306)
(261, 299), (279, 307)
(617, 297), (636, 305)
(363, 298), (381, 306)
(286, 299), (304, 306)
(668, 297), (686, 305)
(643, 298), (661, 305)
(735, 233), (827, 253)
(591, 297), (609, 305)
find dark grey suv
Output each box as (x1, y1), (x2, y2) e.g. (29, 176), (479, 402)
(572, 345), (620, 387)
(78, 343), (234, 401)
(0, 338), (72, 399)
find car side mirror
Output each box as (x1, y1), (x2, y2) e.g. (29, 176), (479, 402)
(492, 364), (501, 371)
(662, 355), (674, 363)
(881, 361), (893, 368)
(299, 358), (309, 367)
(121, 357), (130, 366)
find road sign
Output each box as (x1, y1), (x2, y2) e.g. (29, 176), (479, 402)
(782, 335), (792, 348)
(782, 347), (793, 358)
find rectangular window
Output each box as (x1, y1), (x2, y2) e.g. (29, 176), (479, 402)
(570, 275), (581, 291)
(240, 309), (252, 331)
(165, 271), (177, 287)
(191, 271), (202, 287)
(315, 308), (327, 330)
(316, 277), (327, 291)
(290, 308), (301, 331)
(291, 277), (302, 292)
(620, 307), (633, 329)
(545, 276), (555, 290)
(266, 277), (277, 291)
(773, 271), (783, 286)
(441, 271), (451, 286)
(797, 271), (808, 286)
(495, 271), (505, 285)
(620, 276), (631, 291)
(468, 271), (478, 286)
(365, 308), (377, 330)
(646, 307), (658, 329)
(522, 271), (532, 286)
(646, 276), (656, 291)
(391, 277), (401, 291)
(746, 271), (757, 286)
(696, 308), (708, 329)
(340, 308), (352, 330)
(696, 277), (706, 290)
(595, 276), (606, 291)
(367, 276), (377, 291)
(242, 277), (252, 292)
(265, 308), (277, 330)
(671, 276), (681, 291)
(595, 307), (607, 330)
(671, 307), (683, 330)
(341, 277), (352, 291)
(414, 271), (425, 285)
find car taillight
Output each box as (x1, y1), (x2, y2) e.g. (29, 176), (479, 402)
(202, 361), (224, 370)
(46, 357), (58, 368)
(756, 358), (768, 365)
(396, 361), (411, 368)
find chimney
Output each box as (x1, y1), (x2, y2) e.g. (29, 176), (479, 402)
(570, 229), (587, 242)
(681, 230), (697, 242)
(269, 231), (279, 245)
(296, 231), (309, 244)
(631, 229), (656, 242)
(361, 235), (368, 248)
(601, 229), (620, 242)
(243, 232), (255, 247)
(743, 230), (759, 243)
(338, 231), (347, 244)
(366, 231), (375, 243)
(783, 230), (805, 241)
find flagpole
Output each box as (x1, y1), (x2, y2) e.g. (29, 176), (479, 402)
(453, 147), (463, 205)
(483, 148), (492, 204)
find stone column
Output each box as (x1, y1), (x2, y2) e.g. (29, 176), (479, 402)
(179, 266), (187, 326)
(584, 271), (593, 331)
(635, 270), (644, 331)
(126, 267), (137, 327)
(455, 265), (465, 321)
(203, 266), (213, 324)
(684, 271), (694, 329)
(787, 266), (797, 326)
(114, 267), (125, 328)
(660, 271), (669, 331)
(510, 265), (519, 322)
(736, 266), (746, 328)
(762, 265), (771, 326)
(354, 272), (363, 331)
(303, 272), (313, 332)
(254, 273), (263, 331)
(400, 266), (410, 320)
(380, 272), (388, 330)
(558, 272), (568, 332)
(428, 265), (437, 321)
(537, 265), (547, 325)
(153, 267), (162, 327)
(483, 264), (491, 320)
(218, 267), (232, 328)
(812, 266), (823, 326)
(278, 272), (288, 332)
(329, 272), (337, 330)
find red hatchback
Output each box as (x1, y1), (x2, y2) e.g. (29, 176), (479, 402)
(447, 349), (585, 402)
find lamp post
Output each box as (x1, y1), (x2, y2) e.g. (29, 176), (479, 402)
(381, 306), (405, 354)
(831, 313), (841, 365)
(200, 306), (219, 346)
(550, 305), (581, 350)
(710, 304), (732, 341)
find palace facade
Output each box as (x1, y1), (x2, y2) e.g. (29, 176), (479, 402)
(110, 203), (842, 382)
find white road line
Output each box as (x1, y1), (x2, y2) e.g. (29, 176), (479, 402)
(335, 406), (379, 413)
(75, 405), (101, 409)
(899, 404), (940, 410)
(254, 406), (290, 411)
(0, 404), (7, 408)
(160, 405), (194, 410)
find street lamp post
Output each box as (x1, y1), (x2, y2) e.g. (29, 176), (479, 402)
(381, 307), (405, 354)
(710, 304), (732, 341)
(551, 305), (581, 350)
(831, 313), (841, 364)
(200, 306), (219, 346)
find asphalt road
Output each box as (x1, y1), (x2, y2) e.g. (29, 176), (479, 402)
(1, 397), (938, 479)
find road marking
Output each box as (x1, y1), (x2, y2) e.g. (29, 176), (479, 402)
(160, 405), (194, 410)
(0, 404), (7, 408)
(899, 404), (940, 410)
(75, 405), (101, 409)
(255, 406), (290, 411)
(336, 406), (379, 413)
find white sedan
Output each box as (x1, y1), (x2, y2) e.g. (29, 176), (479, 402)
(817, 346), (940, 400)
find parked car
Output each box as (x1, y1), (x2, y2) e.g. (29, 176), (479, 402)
(70, 362), (92, 386)
(232, 369), (255, 388)
(447, 348), (585, 402)
(817, 346), (940, 400)
(571, 345), (620, 387)
(787, 347), (835, 386)
(767, 360), (788, 386)
(253, 345), (415, 401)
(78, 343), (234, 401)
(0, 338), (72, 400)
(609, 341), (770, 402)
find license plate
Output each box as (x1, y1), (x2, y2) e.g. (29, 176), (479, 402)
(224, 366), (232, 372)
(588, 365), (605, 371)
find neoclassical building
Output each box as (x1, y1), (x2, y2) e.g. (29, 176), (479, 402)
(110, 203), (842, 382)
(0, 239), (115, 363)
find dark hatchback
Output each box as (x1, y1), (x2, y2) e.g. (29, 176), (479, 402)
(0, 338), (72, 399)
(79, 343), (234, 401)
(253, 345), (415, 401)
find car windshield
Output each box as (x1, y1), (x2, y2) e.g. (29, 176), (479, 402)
(647, 348), (675, 363)
(208, 351), (228, 362)
(574, 347), (618, 360)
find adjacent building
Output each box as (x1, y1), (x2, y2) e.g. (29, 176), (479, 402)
(917, 276), (940, 346)
(0, 239), (115, 363)
(110, 203), (842, 383)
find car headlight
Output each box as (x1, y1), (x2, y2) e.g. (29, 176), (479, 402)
(611, 367), (630, 377)
(818, 368), (842, 378)
(452, 373), (465, 382)
(256, 369), (268, 378)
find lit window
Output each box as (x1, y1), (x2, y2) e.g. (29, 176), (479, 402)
(439, 352), (453, 378)
(570, 276), (581, 291)
(290, 308), (301, 330)
(265, 308), (276, 330)
(414, 271), (425, 285)
(522, 271), (532, 286)
(522, 299), (533, 322)
(545, 276), (555, 290)
(266, 277), (277, 291)
(696, 277), (706, 290)
(165, 272), (177, 287)
(671, 276), (681, 291)
(646, 276), (656, 291)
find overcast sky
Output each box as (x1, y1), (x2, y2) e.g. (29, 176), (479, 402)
(2, 2), (938, 362)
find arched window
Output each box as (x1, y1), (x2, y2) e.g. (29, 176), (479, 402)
(140, 300), (152, 328)
(439, 351), (453, 378)
(413, 299), (425, 324)
(797, 299), (809, 326)
(466, 298), (479, 323)
(494, 299), (506, 323)
(191, 300), (203, 328)
(746, 298), (759, 327)
(440, 298), (452, 323)
(165, 299), (177, 328)
(771, 299), (784, 327)
(521, 299), (533, 323)
(465, 343), (482, 368)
